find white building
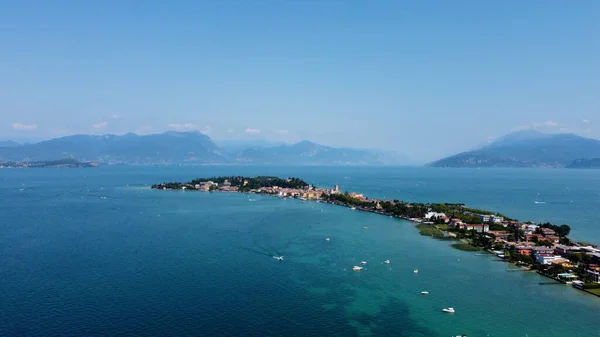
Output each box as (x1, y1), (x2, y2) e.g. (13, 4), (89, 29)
(424, 212), (446, 220)
(523, 224), (539, 234)
(480, 214), (504, 223)
(490, 215), (504, 223)
(535, 253), (563, 265)
(458, 223), (489, 233)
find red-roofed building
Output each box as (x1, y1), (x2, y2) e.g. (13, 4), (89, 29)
(488, 230), (510, 240)
(541, 228), (556, 236)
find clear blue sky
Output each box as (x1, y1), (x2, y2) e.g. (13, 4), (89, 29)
(1, 1), (598, 161)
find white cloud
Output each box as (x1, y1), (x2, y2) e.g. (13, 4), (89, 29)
(109, 114), (120, 119)
(168, 123), (197, 131)
(582, 119), (591, 124)
(12, 123), (38, 131)
(93, 121), (108, 129)
(511, 125), (530, 131)
(275, 129), (289, 134)
(245, 128), (261, 134)
(542, 120), (559, 127)
(168, 123), (211, 133)
(512, 120), (560, 132)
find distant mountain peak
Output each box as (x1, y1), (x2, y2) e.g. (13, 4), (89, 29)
(428, 131), (600, 168)
(294, 140), (317, 146)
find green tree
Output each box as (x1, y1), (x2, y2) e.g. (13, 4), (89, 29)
(569, 253), (583, 264)
(489, 223), (505, 231)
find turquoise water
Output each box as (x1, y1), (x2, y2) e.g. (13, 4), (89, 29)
(1, 166), (600, 336)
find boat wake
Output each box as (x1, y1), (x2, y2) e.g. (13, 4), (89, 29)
(235, 244), (286, 259)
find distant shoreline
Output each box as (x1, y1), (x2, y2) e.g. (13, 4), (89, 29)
(0, 159), (99, 169)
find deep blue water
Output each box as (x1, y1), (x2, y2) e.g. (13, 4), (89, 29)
(1, 166), (600, 336)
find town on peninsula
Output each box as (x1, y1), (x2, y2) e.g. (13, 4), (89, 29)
(152, 176), (600, 297)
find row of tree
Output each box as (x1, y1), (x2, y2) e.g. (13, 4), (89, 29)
(152, 176), (310, 191)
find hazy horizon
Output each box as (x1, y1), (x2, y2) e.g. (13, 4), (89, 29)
(2, 1), (599, 162)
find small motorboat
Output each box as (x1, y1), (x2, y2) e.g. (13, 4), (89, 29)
(273, 256), (284, 261)
(363, 226), (368, 230)
(325, 237), (331, 241)
(352, 266), (363, 271)
(384, 260), (391, 264)
(361, 261), (367, 265)
(421, 291), (429, 295)
(351, 207), (356, 210)
(413, 269), (419, 274)
(442, 307), (455, 313)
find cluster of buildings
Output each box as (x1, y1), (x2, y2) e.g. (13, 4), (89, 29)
(259, 184), (325, 199)
(423, 213), (493, 233)
(422, 210), (600, 283)
(425, 213), (503, 233)
(251, 183), (351, 200)
(178, 179), (239, 192)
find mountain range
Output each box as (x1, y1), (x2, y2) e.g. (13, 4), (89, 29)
(0, 132), (408, 165)
(428, 130), (600, 168)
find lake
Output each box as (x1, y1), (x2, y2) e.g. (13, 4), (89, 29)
(1, 166), (599, 336)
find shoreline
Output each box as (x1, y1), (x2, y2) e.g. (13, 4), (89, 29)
(151, 175), (600, 297)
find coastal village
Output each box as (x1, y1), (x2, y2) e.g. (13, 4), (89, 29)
(153, 176), (600, 297)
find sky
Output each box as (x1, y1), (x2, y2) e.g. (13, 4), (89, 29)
(1, 1), (599, 162)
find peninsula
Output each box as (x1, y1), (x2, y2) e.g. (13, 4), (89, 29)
(152, 176), (600, 297)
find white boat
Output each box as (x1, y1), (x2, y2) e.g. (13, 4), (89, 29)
(352, 266), (363, 271)
(351, 207), (356, 210)
(442, 307), (455, 313)
(384, 260), (390, 264)
(421, 291), (429, 295)
(363, 226), (368, 230)
(361, 261), (367, 265)
(273, 256), (284, 261)
(413, 269), (419, 274)
(325, 237), (331, 241)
